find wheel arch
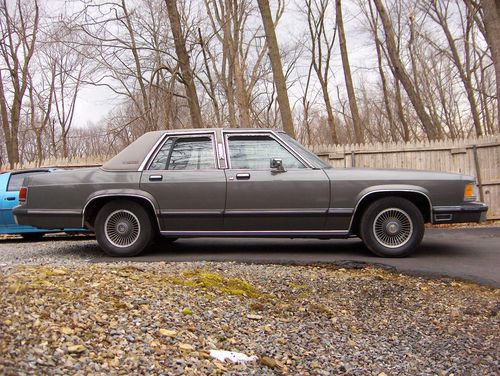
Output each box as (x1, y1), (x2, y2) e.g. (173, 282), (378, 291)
(349, 187), (432, 236)
(82, 191), (160, 231)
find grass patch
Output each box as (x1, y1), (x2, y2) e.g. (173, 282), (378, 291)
(169, 269), (260, 298)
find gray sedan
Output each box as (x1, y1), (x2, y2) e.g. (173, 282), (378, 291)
(13, 128), (487, 257)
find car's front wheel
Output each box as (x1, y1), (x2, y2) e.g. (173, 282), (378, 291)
(360, 197), (424, 257)
(95, 200), (153, 257)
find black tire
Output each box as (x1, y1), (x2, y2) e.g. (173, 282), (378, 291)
(360, 197), (424, 257)
(21, 233), (45, 241)
(95, 200), (154, 257)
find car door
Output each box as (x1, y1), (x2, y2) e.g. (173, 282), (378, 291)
(140, 132), (226, 232)
(223, 132), (330, 231)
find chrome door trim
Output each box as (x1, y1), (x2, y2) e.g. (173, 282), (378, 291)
(143, 131), (219, 171)
(138, 133), (169, 171)
(221, 130), (315, 169)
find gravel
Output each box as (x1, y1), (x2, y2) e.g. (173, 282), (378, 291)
(0, 235), (499, 375)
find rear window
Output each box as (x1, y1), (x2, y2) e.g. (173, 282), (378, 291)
(7, 171), (48, 191)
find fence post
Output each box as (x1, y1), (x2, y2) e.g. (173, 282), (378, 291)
(351, 151), (356, 167)
(472, 145), (484, 202)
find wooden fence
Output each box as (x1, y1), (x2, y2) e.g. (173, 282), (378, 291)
(308, 135), (500, 219)
(2, 135), (499, 219)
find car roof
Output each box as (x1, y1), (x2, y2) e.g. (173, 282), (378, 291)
(102, 128), (285, 171)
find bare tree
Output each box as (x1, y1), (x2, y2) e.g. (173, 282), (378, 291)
(479, 0), (500, 132)
(257, 0), (295, 137)
(423, 0), (483, 136)
(373, 0), (440, 140)
(0, 0), (39, 168)
(336, 0), (363, 143)
(304, 0), (339, 143)
(165, 0), (203, 128)
(52, 44), (85, 158)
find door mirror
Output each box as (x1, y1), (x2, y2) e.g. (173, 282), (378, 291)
(270, 158), (286, 173)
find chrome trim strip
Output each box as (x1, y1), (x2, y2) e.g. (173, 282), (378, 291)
(433, 204), (488, 212)
(225, 209), (327, 216)
(160, 230), (349, 237)
(138, 133), (168, 171)
(217, 143), (226, 162)
(433, 206), (462, 212)
(28, 209), (81, 215)
(328, 208), (354, 215)
(348, 189), (433, 231)
(82, 194), (161, 229)
(160, 210), (223, 216)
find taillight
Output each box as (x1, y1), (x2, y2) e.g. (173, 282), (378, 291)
(19, 187), (27, 203)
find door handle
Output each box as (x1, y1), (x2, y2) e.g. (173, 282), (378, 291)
(236, 173), (251, 180)
(149, 175), (163, 181)
(5, 197), (15, 201)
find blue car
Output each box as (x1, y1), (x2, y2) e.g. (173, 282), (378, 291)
(0, 169), (85, 239)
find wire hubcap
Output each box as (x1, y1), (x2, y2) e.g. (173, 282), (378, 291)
(373, 208), (413, 248)
(104, 210), (141, 248)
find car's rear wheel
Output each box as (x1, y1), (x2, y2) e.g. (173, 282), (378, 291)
(95, 200), (153, 257)
(360, 197), (424, 257)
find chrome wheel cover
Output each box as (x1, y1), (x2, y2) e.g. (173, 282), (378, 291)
(104, 210), (141, 248)
(373, 208), (413, 248)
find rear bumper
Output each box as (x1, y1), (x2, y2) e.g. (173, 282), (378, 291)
(13, 207), (83, 229)
(432, 203), (488, 224)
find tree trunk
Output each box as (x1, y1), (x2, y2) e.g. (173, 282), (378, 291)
(165, 0), (203, 128)
(256, 0), (295, 138)
(336, 0), (364, 143)
(481, 0), (500, 132)
(373, 0), (439, 140)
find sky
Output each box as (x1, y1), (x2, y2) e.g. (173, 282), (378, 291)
(69, 0), (377, 128)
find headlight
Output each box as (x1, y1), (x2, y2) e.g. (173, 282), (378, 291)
(464, 182), (478, 202)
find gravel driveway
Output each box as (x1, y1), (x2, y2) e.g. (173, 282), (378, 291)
(0, 235), (498, 375)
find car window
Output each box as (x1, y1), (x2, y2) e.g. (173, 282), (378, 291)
(149, 139), (174, 170)
(7, 171), (47, 191)
(227, 135), (306, 169)
(149, 136), (215, 170)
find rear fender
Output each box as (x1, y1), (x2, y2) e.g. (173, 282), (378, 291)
(82, 189), (160, 228)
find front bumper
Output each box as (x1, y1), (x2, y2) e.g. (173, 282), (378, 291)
(432, 202), (488, 224)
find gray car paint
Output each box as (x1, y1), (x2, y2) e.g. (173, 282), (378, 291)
(13, 128), (486, 236)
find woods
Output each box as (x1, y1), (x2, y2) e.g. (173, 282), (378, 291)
(0, 0), (498, 168)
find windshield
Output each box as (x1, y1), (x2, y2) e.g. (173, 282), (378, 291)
(279, 133), (330, 169)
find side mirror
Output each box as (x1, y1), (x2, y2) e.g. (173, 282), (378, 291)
(270, 158), (286, 173)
